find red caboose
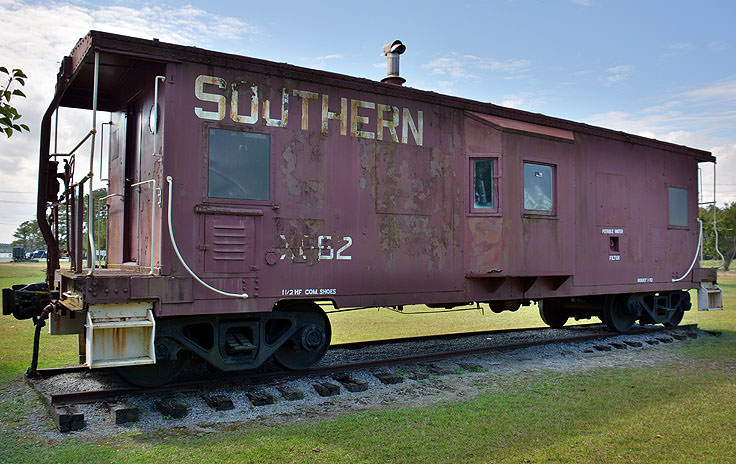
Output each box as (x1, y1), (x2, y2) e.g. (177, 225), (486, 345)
(2, 32), (722, 385)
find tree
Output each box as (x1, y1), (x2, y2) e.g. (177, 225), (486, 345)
(0, 67), (30, 138)
(11, 220), (44, 251)
(11, 188), (109, 257)
(701, 202), (736, 270)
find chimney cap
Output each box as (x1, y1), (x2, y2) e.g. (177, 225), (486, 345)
(382, 40), (406, 56)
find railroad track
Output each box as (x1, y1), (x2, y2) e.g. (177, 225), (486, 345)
(27, 323), (708, 432)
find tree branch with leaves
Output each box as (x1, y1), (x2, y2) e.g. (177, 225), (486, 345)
(0, 66), (30, 138)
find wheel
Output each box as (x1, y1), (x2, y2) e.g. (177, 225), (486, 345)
(602, 295), (637, 333)
(116, 356), (186, 387)
(663, 308), (684, 327)
(273, 302), (331, 370)
(115, 337), (187, 387)
(663, 291), (690, 327)
(539, 300), (569, 328)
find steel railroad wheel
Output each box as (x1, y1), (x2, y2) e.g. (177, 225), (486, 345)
(539, 300), (569, 329)
(115, 356), (187, 387)
(272, 302), (331, 370)
(602, 295), (637, 333)
(663, 308), (684, 327)
(115, 336), (188, 387)
(663, 291), (690, 327)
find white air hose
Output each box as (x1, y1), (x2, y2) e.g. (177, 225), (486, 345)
(672, 217), (703, 282)
(166, 176), (248, 298)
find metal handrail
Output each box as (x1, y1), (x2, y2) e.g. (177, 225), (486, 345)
(50, 128), (95, 159)
(131, 179), (159, 275)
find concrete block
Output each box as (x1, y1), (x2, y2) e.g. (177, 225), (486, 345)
(278, 387), (304, 401)
(105, 401), (140, 424)
(52, 405), (85, 432)
(201, 394), (234, 411)
(313, 382), (341, 397)
(374, 373), (403, 385)
(155, 399), (188, 419)
(247, 391), (275, 406)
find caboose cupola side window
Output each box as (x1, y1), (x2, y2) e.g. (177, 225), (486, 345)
(523, 162), (555, 214)
(474, 159), (494, 208)
(468, 156), (500, 215)
(208, 128), (270, 201)
(668, 186), (688, 227)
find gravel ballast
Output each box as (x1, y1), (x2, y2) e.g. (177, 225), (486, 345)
(2, 324), (716, 440)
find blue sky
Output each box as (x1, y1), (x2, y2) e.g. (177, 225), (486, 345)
(1, 0), (735, 242)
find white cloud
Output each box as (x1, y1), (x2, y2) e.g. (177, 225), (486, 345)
(682, 78), (736, 101)
(422, 53), (531, 80)
(586, 104), (736, 206)
(708, 41), (729, 52)
(0, 0), (257, 242)
(423, 57), (480, 79)
(499, 92), (547, 111)
(299, 53), (346, 71)
(604, 64), (633, 84)
(572, 0), (594, 6)
(642, 100), (682, 114)
(669, 42), (694, 50)
(663, 42), (695, 57)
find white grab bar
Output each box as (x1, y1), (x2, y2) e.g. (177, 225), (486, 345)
(672, 218), (703, 282)
(166, 176), (248, 299)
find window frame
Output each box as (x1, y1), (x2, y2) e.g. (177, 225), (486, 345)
(667, 185), (689, 230)
(204, 124), (272, 204)
(467, 153), (501, 216)
(522, 160), (557, 217)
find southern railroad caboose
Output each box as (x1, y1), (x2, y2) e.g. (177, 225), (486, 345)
(2, 32), (722, 385)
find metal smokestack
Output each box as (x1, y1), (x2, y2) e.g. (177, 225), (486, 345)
(381, 40), (406, 85)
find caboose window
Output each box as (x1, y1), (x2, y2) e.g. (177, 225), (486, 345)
(668, 187), (688, 227)
(473, 159), (494, 208)
(523, 162), (554, 213)
(208, 128), (270, 201)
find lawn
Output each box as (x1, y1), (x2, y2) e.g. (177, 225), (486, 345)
(0, 262), (734, 463)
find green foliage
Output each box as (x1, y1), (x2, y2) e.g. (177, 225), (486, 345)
(0, 67), (29, 138)
(10, 220), (44, 251)
(701, 203), (736, 270)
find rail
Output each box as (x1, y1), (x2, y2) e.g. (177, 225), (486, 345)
(32, 323), (701, 410)
(50, 129), (95, 158)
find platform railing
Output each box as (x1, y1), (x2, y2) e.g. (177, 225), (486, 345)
(131, 179), (160, 275)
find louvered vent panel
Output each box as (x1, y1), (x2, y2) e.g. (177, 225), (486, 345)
(212, 223), (247, 261)
(204, 216), (254, 273)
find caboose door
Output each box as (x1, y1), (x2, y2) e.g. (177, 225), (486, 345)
(197, 128), (270, 276)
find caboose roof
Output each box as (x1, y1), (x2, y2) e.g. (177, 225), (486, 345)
(56, 30), (714, 163)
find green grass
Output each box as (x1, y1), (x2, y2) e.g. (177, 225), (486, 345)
(1, 263), (735, 463)
(0, 263), (77, 386)
(2, 357), (734, 463)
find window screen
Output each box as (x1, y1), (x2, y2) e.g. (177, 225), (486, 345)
(669, 187), (688, 227)
(473, 159), (494, 208)
(523, 162), (554, 212)
(208, 128), (270, 200)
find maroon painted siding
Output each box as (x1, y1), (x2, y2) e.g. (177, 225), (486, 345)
(47, 32), (713, 317)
